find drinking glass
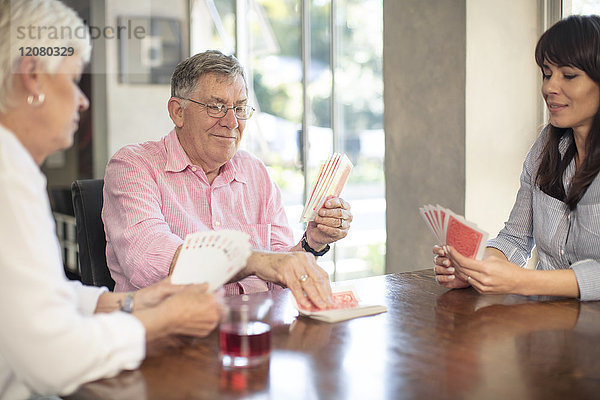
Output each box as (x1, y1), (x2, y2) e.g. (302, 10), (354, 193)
(219, 294), (273, 368)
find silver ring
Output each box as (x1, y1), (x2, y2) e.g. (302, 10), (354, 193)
(467, 276), (471, 282)
(299, 274), (309, 283)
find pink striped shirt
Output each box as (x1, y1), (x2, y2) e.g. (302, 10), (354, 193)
(102, 129), (294, 293)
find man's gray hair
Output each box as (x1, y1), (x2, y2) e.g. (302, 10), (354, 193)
(171, 50), (247, 99)
(0, 0), (91, 113)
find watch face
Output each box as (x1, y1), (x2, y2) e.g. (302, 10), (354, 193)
(121, 294), (134, 313)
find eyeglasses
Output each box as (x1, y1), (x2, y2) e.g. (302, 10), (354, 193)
(178, 97), (255, 120)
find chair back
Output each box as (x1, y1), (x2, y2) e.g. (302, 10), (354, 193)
(71, 179), (115, 290)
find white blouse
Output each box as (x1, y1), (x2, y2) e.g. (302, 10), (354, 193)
(0, 124), (145, 399)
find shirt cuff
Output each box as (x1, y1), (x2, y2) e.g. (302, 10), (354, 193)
(67, 280), (109, 316)
(237, 276), (269, 294)
(571, 259), (600, 301)
(486, 238), (530, 267)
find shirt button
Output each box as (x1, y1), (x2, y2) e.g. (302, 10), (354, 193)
(567, 214), (571, 220)
(215, 221), (221, 227)
(560, 249), (565, 256)
(192, 167), (197, 172)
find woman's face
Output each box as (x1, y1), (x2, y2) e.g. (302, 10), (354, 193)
(541, 61), (600, 137)
(39, 55), (89, 155)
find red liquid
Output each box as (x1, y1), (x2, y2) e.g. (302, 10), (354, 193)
(220, 321), (271, 360)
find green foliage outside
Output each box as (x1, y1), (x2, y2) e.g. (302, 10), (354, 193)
(252, 0), (382, 129)
(365, 242), (386, 276)
(248, 0), (384, 277)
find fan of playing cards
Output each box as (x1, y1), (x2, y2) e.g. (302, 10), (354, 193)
(294, 286), (387, 323)
(170, 230), (251, 290)
(419, 204), (488, 260)
(300, 153), (353, 222)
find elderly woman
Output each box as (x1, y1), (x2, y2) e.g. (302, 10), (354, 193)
(0, 1), (221, 398)
(434, 15), (600, 301)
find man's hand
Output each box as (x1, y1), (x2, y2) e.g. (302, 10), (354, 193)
(245, 251), (333, 310)
(306, 196), (353, 251)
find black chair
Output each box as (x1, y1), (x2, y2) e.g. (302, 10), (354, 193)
(71, 179), (115, 290)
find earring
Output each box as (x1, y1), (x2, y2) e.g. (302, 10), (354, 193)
(26, 93), (45, 106)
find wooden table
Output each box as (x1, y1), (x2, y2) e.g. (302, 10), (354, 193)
(68, 269), (600, 400)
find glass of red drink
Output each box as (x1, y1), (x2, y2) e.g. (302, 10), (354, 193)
(220, 294), (273, 368)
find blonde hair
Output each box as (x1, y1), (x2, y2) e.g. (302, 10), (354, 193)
(0, 0), (91, 113)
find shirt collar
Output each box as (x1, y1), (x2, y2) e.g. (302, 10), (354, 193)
(558, 129), (574, 156)
(163, 128), (248, 185)
(0, 123), (42, 171)
(164, 129), (190, 173)
(216, 156), (247, 186)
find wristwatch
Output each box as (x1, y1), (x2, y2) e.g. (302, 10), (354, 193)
(301, 232), (330, 257)
(120, 293), (135, 313)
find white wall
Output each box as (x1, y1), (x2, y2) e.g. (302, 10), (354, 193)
(385, 0), (544, 271)
(103, 0), (188, 159)
(465, 0), (543, 237)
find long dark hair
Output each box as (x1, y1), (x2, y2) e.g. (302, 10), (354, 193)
(534, 15), (600, 210)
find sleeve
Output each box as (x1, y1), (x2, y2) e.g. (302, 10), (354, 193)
(262, 167), (294, 252)
(0, 169), (145, 396)
(486, 133), (545, 267)
(67, 280), (108, 315)
(103, 149), (183, 289)
(570, 259), (600, 301)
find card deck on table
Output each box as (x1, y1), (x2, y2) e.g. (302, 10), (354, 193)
(294, 286), (387, 323)
(419, 204), (488, 260)
(170, 230), (252, 290)
(300, 153), (353, 222)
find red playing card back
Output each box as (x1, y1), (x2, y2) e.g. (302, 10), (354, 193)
(330, 290), (359, 309)
(300, 290), (359, 312)
(445, 215), (484, 259)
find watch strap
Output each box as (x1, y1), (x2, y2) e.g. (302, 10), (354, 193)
(301, 232), (330, 257)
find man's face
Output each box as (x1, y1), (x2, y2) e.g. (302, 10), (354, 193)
(178, 73), (247, 172)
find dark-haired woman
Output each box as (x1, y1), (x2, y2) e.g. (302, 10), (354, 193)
(433, 14), (600, 301)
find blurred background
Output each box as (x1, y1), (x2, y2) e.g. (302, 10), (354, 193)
(46, 0), (599, 282)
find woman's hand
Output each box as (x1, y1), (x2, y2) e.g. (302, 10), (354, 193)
(134, 277), (187, 310)
(432, 245), (470, 289)
(160, 283), (222, 337)
(135, 283), (222, 341)
(444, 246), (524, 295)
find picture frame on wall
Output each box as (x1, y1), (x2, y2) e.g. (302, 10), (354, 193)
(118, 16), (183, 84)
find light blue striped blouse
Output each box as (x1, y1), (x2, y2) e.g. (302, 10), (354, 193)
(487, 126), (600, 301)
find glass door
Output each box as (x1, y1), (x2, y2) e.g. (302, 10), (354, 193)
(190, 0), (384, 281)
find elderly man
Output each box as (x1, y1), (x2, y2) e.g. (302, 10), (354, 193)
(103, 50), (353, 309)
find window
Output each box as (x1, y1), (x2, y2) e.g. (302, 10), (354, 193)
(190, 0), (384, 280)
(564, 0), (600, 14)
